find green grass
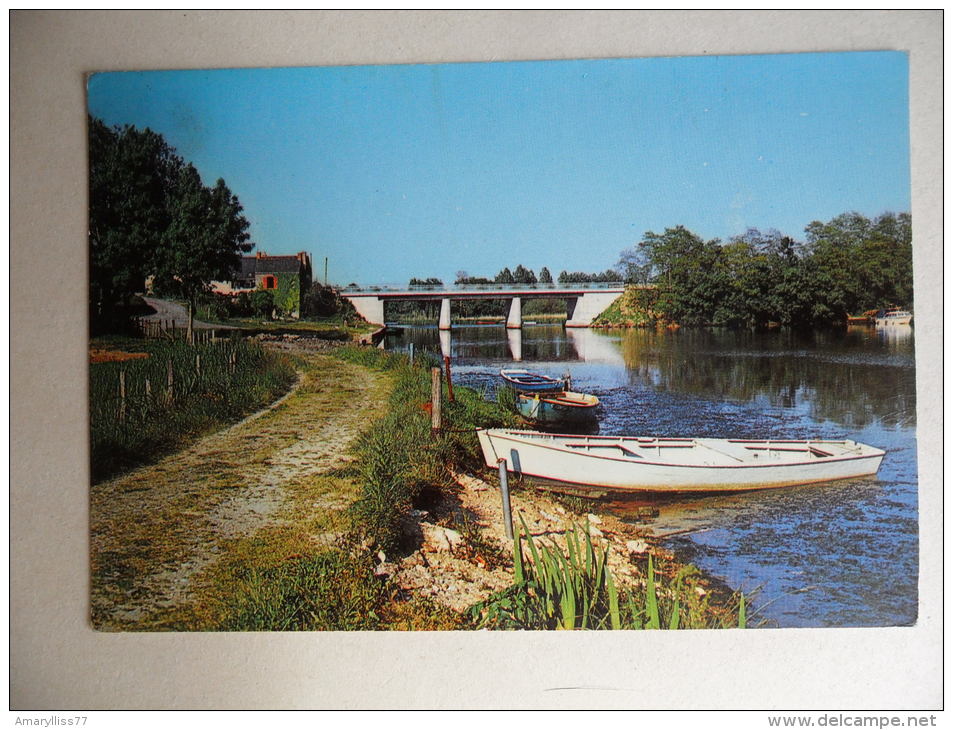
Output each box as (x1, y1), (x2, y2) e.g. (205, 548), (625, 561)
(334, 346), (517, 555)
(206, 546), (387, 631)
(89, 336), (297, 482)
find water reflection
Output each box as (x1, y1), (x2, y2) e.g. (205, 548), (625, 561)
(506, 328), (522, 361)
(391, 325), (916, 431)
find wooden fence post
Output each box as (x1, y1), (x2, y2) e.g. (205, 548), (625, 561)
(195, 353), (201, 376)
(431, 366), (442, 433)
(443, 355), (454, 402)
(167, 359), (174, 402)
(118, 369), (126, 424)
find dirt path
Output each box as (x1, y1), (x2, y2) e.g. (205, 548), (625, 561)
(140, 296), (234, 330)
(90, 347), (391, 630)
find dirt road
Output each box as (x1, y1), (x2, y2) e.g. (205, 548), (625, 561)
(90, 348), (391, 630)
(140, 297), (234, 330)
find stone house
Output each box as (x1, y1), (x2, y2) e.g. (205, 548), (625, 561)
(212, 251), (313, 317)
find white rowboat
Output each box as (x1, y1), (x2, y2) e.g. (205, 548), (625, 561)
(477, 429), (885, 493)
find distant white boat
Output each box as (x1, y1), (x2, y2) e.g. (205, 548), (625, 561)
(477, 429), (885, 493)
(874, 307), (913, 326)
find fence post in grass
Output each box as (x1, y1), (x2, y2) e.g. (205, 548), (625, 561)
(145, 377), (151, 400)
(431, 366), (442, 433)
(443, 355), (454, 402)
(409, 342), (414, 366)
(118, 369), (127, 424)
(497, 458), (514, 540)
(195, 353), (201, 377)
(167, 358), (174, 402)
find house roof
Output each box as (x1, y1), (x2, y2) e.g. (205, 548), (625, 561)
(234, 254), (308, 278)
(253, 255), (305, 274)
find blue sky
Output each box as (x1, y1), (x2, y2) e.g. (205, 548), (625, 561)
(87, 52), (910, 287)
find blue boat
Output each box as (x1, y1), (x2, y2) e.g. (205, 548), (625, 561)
(499, 368), (565, 393)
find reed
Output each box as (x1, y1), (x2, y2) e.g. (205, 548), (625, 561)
(468, 518), (747, 630)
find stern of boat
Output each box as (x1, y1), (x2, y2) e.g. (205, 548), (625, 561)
(475, 428), (499, 468)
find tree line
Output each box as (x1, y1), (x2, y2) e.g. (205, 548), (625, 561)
(411, 265), (622, 289)
(89, 116), (253, 333)
(615, 212), (912, 328)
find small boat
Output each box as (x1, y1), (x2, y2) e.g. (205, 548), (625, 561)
(476, 429), (885, 493)
(500, 368), (565, 393)
(874, 307), (913, 326)
(517, 391), (600, 426)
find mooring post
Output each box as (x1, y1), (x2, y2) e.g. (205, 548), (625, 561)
(431, 366), (442, 433)
(443, 355), (454, 402)
(497, 458), (514, 540)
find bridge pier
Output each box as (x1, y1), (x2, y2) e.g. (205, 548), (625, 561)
(506, 297), (522, 329)
(565, 291), (621, 327)
(347, 295), (385, 326)
(438, 298), (452, 330)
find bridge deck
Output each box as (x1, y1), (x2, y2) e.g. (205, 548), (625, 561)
(341, 285), (630, 299)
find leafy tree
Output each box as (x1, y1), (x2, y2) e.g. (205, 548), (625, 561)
(617, 246), (652, 285)
(251, 289), (274, 319)
(512, 265), (537, 284)
(538, 267), (553, 284)
(89, 116), (252, 335)
(495, 267), (515, 284)
(303, 282), (348, 317)
(151, 168), (252, 338)
(89, 117), (179, 324)
(634, 226), (727, 325)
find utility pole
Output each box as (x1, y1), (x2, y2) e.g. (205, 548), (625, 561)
(324, 257), (328, 286)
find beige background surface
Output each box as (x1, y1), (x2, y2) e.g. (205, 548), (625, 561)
(10, 10), (942, 710)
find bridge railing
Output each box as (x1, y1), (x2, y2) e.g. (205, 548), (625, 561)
(340, 281), (627, 293)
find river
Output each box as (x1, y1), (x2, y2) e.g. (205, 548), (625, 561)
(384, 323), (918, 628)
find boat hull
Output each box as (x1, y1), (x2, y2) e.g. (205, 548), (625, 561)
(499, 368), (565, 393)
(517, 391), (599, 425)
(477, 429), (885, 493)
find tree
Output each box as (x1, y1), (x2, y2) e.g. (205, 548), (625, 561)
(409, 277), (443, 287)
(538, 267), (553, 284)
(634, 226), (726, 325)
(251, 289), (274, 319)
(495, 267), (515, 284)
(151, 168), (252, 339)
(89, 116), (252, 335)
(89, 118), (179, 324)
(617, 246), (652, 285)
(511, 264), (537, 284)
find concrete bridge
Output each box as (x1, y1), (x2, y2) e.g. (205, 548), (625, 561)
(340, 282), (628, 329)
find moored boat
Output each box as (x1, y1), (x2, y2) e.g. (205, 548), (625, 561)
(517, 390), (600, 426)
(499, 368), (565, 393)
(874, 307), (913, 326)
(476, 428), (885, 493)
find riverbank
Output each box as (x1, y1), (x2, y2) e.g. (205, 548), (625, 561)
(90, 339), (744, 630)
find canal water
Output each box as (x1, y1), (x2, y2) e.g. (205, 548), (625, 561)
(384, 323), (918, 628)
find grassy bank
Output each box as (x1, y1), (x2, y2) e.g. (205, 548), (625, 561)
(592, 286), (660, 327)
(89, 335), (297, 482)
(335, 346), (517, 554)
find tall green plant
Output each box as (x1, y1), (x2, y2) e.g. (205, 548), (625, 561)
(468, 520), (747, 631)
